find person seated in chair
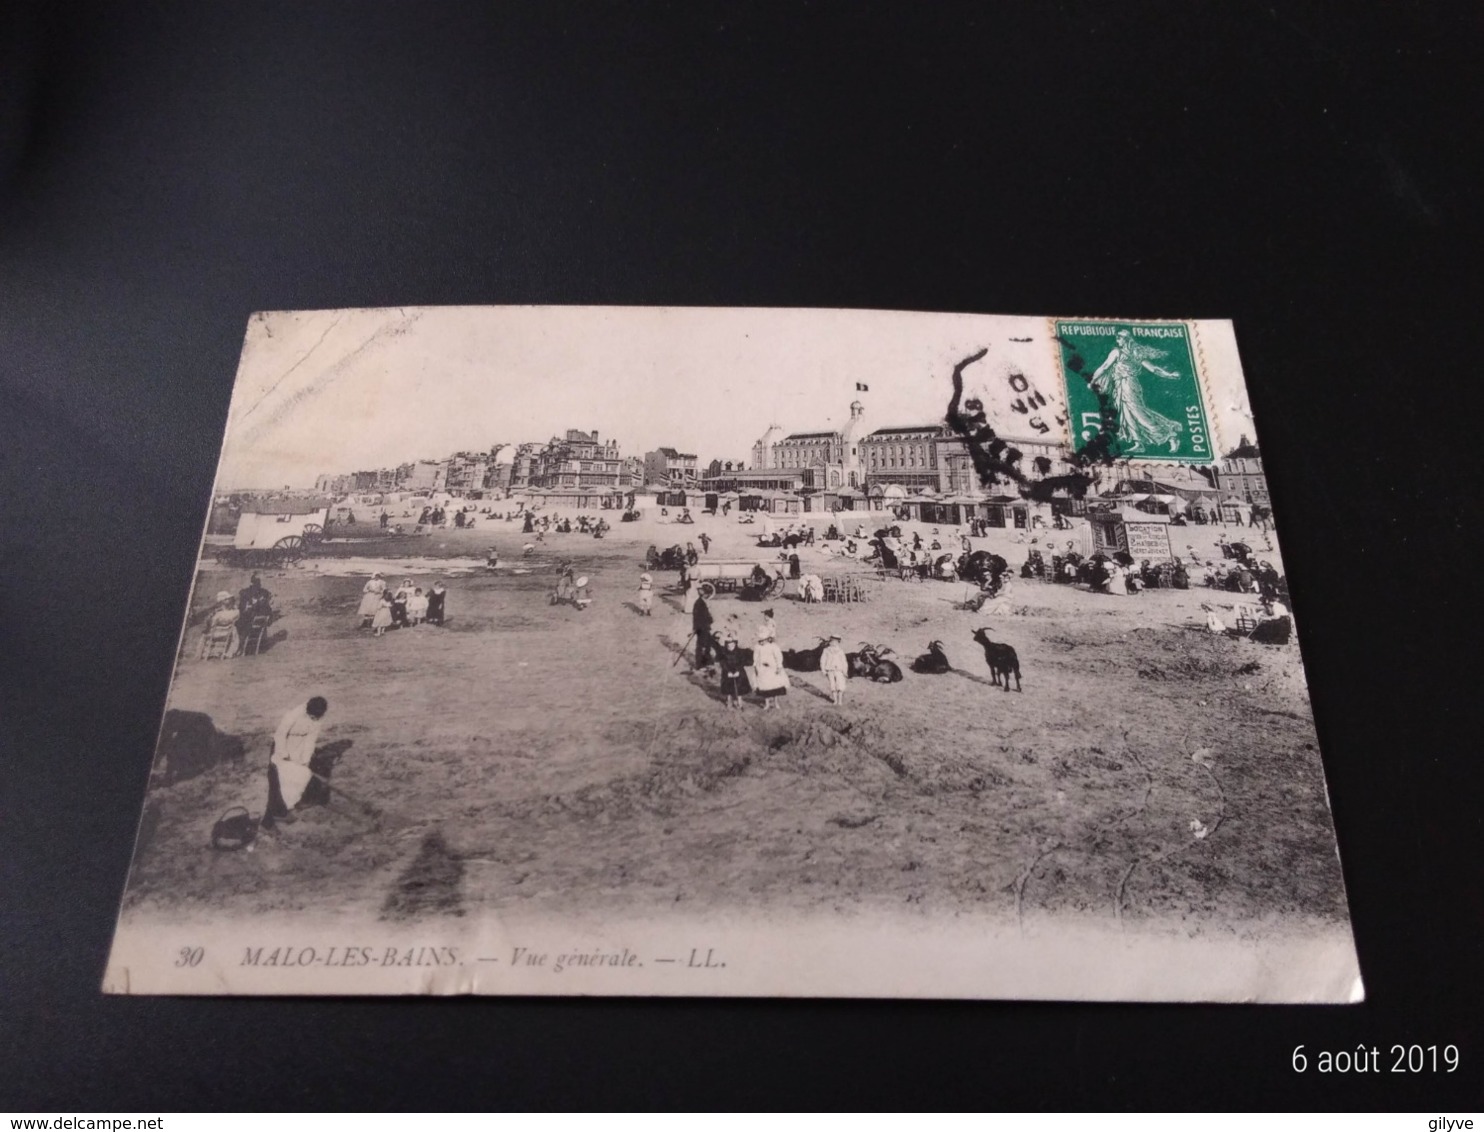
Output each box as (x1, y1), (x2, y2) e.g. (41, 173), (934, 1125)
(200, 591), (239, 658)
(234, 574), (273, 655)
(1248, 596), (1293, 644)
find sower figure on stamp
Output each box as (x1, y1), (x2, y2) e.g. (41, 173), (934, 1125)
(262, 696), (328, 830)
(1088, 329), (1185, 454)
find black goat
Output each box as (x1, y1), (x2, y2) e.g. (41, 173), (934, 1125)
(782, 639), (828, 672)
(969, 628), (1022, 692)
(847, 643), (903, 683)
(910, 640), (953, 674)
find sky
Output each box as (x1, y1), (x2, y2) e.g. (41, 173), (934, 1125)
(214, 306), (1257, 490)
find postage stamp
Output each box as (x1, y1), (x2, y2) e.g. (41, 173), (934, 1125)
(1055, 320), (1215, 464)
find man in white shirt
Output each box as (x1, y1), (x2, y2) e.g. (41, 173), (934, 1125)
(262, 696), (328, 829)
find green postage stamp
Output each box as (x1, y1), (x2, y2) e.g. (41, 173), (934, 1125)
(1056, 320), (1214, 464)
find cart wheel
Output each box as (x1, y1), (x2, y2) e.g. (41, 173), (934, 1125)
(301, 523), (324, 546)
(273, 535), (305, 564)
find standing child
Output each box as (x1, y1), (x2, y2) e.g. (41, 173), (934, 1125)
(717, 639), (751, 709)
(371, 593), (394, 637)
(357, 572), (386, 627)
(407, 587), (429, 625)
(637, 570), (654, 616)
(757, 607), (776, 643)
(820, 634), (848, 706)
(426, 581), (448, 625)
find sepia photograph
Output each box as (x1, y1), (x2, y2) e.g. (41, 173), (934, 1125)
(103, 306), (1359, 1000)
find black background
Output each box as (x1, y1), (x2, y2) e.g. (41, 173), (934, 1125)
(2, 1), (1481, 1111)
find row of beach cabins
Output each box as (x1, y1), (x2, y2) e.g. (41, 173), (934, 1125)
(208, 480), (1257, 553)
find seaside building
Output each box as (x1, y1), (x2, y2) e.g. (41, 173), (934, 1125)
(700, 469), (807, 494)
(643, 447), (700, 488)
(486, 463), (513, 493)
(403, 459), (448, 494)
(860, 425), (951, 492)
(1216, 435), (1268, 507)
(313, 473), (357, 494)
(935, 430), (1075, 495)
(749, 399), (869, 489)
(528, 429), (624, 489)
(855, 423), (1074, 496)
(509, 443), (541, 489)
(443, 453), (488, 495)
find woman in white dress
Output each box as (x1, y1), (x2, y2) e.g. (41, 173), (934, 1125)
(752, 628), (788, 710)
(357, 572), (386, 627)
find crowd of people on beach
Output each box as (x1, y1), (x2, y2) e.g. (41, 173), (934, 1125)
(509, 507), (611, 539)
(224, 498), (1303, 835)
(355, 573), (449, 635)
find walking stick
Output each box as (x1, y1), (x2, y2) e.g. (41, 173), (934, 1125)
(671, 632), (696, 667)
(304, 768), (421, 833)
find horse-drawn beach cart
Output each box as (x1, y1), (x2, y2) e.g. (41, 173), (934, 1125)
(687, 559), (787, 599)
(211, 500), (328, 569)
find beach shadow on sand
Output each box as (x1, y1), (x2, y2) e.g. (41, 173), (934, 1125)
(154, 709), (246, 785)
(788, 675), (832, 702)
(659, 633), (696, 663)
(382, 829), (466, 920)
(946, 666), (1003, 689)
(682, 671), (729, 704)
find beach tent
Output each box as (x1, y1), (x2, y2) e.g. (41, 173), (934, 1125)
(832, 486), (864, 511)
(1220, 496), (1254, 524)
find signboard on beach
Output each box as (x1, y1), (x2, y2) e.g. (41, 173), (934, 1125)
(1090, 512), (1173, 562)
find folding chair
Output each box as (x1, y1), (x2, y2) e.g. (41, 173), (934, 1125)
(241, 615), (272, 656)
(200, 624), (236, 660)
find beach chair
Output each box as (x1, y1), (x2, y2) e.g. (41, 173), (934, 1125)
(200, 623), (236, 660)
(240, 615), (272, 656)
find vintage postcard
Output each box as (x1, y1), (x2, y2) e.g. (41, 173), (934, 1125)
(104, 307), (1361, 1000)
